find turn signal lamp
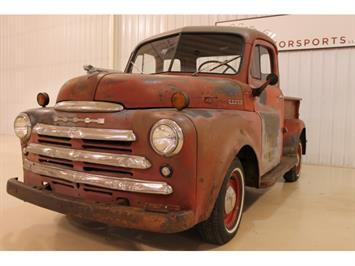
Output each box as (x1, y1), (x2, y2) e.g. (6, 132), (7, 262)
(37, 92), (50, 107)
(171, 91), (189, 111)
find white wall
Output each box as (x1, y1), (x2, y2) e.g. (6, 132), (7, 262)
(0, 15), (113, 134)
(1, 15), (354, 168)
(279, 48), (355, 168)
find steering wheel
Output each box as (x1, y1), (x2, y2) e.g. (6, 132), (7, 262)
(197, 60), (238, 74)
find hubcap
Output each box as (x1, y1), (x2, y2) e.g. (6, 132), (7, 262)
(225, 186), (237, 214)
(223, 167), (244, 233)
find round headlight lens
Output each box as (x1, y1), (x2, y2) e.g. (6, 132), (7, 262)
(14, 113), (32, 140)
(150, 119), (183, 156)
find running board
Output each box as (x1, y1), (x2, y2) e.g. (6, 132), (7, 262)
(260, 155), (298, 188)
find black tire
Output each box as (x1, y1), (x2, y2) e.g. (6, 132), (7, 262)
(197, 158), (245, 245)
(284, 140), (303, 182)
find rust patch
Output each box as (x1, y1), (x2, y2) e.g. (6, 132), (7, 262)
(259, 90), (267, 105)
(183, 109), (214, 118)
(260, 112), (281, 170)
(214, 85), (241, 97)
(7, 178), (195, 233)
(204, 96), (218, 104)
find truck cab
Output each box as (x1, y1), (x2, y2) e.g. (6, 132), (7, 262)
(8, 26), (306, 245)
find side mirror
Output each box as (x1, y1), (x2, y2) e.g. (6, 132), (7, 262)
(252, 73), (279, 97)
(267, 73), (278, 86)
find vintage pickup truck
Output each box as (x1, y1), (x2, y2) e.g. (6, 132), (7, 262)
(7, 26), (306, 245)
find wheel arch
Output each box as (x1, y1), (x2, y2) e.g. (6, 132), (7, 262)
(300, 127), (306, 155)
(283, 119), (306, 156)
(237, 145), (260, 188)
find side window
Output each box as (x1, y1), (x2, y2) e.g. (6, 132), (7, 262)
(251, 47), (261, 79)
(251, 45), (272, 80)
(163, 59), (181, 72)
(260, 46), (272, 80)
(132, 54), (156, 74)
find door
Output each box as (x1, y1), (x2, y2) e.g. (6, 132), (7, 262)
(249, 40), (284, 174)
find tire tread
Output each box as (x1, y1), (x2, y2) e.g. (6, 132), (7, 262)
(197, 158), (244, 245)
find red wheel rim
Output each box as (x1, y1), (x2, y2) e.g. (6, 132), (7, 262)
(224, 168), (244, 233)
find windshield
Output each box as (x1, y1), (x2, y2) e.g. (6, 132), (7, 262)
(127, 33), (244, 75)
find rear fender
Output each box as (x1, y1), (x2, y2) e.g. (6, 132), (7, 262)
(283, 119), (306, 155)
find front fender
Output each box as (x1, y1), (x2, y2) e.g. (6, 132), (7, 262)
(182, 109), (262, 222)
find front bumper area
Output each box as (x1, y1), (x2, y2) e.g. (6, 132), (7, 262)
(7, 178), (195, 233)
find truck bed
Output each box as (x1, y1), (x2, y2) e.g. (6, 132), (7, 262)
(284, 96), (302, 119)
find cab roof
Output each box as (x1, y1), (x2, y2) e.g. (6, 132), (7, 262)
(137, 26), (276, 47)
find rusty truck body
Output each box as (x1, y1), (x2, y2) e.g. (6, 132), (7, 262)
(8, 26), (306, 244)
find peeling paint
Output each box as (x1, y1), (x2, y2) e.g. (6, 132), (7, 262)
(260, 112), (282, 172)
(183, 109), (214, 118)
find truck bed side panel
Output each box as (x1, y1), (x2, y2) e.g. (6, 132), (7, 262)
(283, 96), (306, 156)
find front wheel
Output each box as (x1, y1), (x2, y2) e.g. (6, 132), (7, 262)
(197, 158), (245, 245)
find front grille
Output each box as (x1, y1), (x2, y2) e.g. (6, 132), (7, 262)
(82, 162), (133, 176)
(23, 123), (173, 198)
(82, 139), (132, 152)
(23, 159), (172, 196)
(37, 134), (133, 153)
(35, 135), (135, 176)
(38, 154), (74, 168)
(26, 123), (152, 179)
(37, 135), (71, 147)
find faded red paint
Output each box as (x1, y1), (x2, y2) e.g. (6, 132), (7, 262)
(26, 109), (198, 214)
(7, 26), (306, 235)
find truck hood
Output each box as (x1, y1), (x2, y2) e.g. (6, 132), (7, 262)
(57, 73), (247, 110)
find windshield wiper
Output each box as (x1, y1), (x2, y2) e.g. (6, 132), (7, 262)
(192, 55), (241, 76)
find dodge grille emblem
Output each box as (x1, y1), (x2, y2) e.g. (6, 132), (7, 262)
(54, 116), (105, 124)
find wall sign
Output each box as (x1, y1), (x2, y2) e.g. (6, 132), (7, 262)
(216, 15), (355, 51)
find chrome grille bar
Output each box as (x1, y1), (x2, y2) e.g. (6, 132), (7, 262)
(34, 123), (136, 141)
(23, 159), (172, 195)
(24, 143), (151, 169)
(55, 101), (124, 112)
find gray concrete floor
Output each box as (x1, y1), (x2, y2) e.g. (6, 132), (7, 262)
(0, 135), (354, 250)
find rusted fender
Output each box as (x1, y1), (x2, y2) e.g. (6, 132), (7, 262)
(283, 118), (306, 155)
(182, 108), (262, 222)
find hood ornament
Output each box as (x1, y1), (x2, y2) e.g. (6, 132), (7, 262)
(83, 64), (121, 74)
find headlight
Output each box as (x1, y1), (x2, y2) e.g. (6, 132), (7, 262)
(14, 113), (32, 140)
(150, 119), (183, 157)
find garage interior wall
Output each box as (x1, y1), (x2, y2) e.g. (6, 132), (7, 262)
(0, 15), (113, 135)
(0, 15), (354, 168)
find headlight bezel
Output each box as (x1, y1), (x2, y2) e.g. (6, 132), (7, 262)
(150, 119), (184, 157)
(14, 113), (32, 140)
